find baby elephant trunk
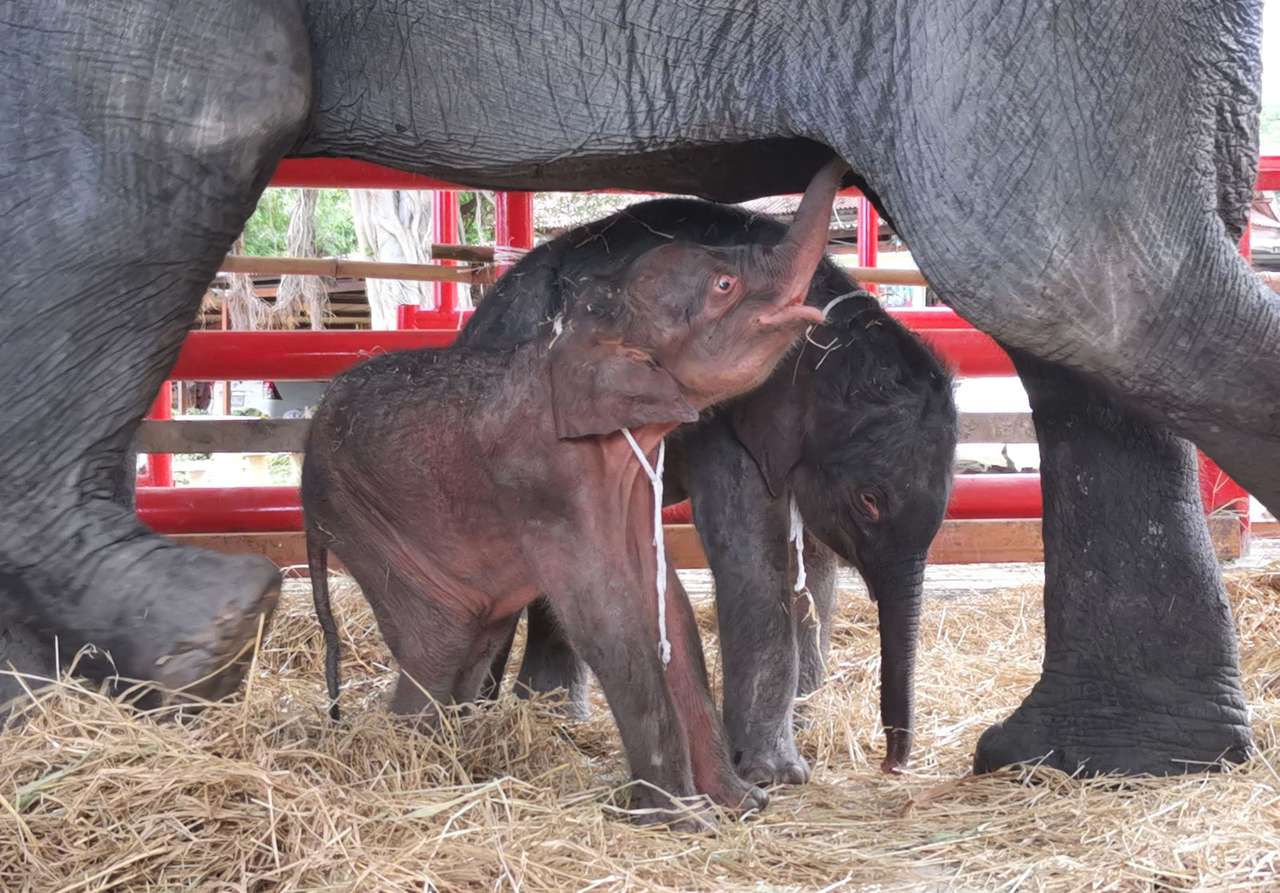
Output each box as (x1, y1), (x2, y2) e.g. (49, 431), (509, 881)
(869, 555), (926, 774)
(765, 157), (849, 304)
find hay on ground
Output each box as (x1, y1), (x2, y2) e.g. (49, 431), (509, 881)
(2, 565), (1279, 891)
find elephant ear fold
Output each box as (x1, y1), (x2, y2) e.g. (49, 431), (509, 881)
(548, 324), (698, 439)
(729, 377), (805, 498)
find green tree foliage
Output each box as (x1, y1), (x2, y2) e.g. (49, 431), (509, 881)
(242, 189), (359, 257)
(244, 188), (501, 255)
(457, 191), (495, 244)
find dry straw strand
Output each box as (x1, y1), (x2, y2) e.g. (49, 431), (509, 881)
(1, 566), (1278, 891)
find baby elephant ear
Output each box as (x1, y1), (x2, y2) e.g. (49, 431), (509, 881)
(549, 327), (699, 439)
(728, 375), (806, 498)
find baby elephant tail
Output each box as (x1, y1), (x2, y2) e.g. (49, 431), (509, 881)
(306, 526), (342, 720)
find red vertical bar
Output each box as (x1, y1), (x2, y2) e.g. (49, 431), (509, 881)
(857, 197), (879, 295)
(433, 190), (459, 313)
(140, 381), (173, 488)
(1196, 221), (1253, 537)
(495, 191), (535, 278)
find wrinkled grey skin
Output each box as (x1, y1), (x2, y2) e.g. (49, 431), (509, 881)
(1, 1), (1271, 773)
(464, 199), (957, 785)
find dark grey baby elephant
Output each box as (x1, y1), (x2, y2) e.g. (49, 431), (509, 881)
(467, 199), (958, 785)
(303, 161), (847, 823)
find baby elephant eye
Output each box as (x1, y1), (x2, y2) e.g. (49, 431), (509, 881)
(714, 274), (737, 293)
(859, 491), (881, 521)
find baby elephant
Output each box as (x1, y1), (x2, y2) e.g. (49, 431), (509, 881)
(302, 159), (847, 823)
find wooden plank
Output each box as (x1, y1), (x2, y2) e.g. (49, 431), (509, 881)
(169, 516), (1243, 573)
(958, 412), (1036, 443)
(136, 419), (310, 453)
(220, 255), (496, 286)
(1254, 520), (1279, 538)
(835, 265), (928, 286)
(171, 532), (322, 571)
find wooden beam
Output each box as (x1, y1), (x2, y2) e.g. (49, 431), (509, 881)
(838, 266), (928, 287)
(1254, 520), (1279, 538)
(166, 516), (1245, 572)
(219, 255), (496, 286)
(136, 419), (311, 453)
(431, 243), (498, 263)
(958, 412), (1036, 443)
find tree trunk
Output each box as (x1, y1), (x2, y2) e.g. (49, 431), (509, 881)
(350, 190), (436, 329)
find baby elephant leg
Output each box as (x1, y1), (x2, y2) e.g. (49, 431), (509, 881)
(452, 614), (523, 705)
(538, 556), (764, 824)
(514, 597), (591, 718)
(358, 570), (479, 723)
(534, 569), (706, 825)
(661, 566), (768, 813)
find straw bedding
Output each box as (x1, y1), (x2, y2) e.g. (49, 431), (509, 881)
(2, 564), (1278, 891)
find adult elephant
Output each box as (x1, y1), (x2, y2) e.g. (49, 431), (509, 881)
(1, 2), (1272, 775)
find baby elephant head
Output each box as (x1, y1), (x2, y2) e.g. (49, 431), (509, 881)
(549, 159), (848, 439)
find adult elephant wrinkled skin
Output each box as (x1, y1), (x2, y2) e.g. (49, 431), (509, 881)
(0, 1), (1271, 775)
(462, 199), (958, 784)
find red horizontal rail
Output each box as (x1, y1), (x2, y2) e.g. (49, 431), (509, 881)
(272, 158), (459, 191)
(138, 474), (1041, 535)
(269, 158), (865, 197)
(948, 473), (1041, 519)
(271, 156), (1279, 194)
(887, 307), (971, 328)
(171, 329), (462, 380)
(911, 327), (1014, 375)
(171, 312), (1011, 380)
(140, 486), (303, 534)
(1258, 155), (1279, 192)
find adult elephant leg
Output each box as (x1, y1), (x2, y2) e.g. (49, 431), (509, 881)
(833, 4), (1276, 514)
(0, 617), (54, 717)
(0, 2), (310, 697)
(683, 421), (809, 786)
(513, 597), (591, 720)
(974, 351), (1252, 775)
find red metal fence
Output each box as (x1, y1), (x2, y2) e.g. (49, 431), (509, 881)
(135, 156), (1279, 538)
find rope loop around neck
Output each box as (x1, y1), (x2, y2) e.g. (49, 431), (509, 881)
(622, 429), (671, 667)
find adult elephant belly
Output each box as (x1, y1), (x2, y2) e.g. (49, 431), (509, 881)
(294, 0), (865, 201)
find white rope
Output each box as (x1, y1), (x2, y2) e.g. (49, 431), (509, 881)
(803, 290), (860, 350)
(623, 428), (671, 667)
(789, 493), (822, 650)
(788, 493), (807, 593)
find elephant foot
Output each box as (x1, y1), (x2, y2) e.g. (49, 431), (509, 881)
(108, 545), (282, 702)
(514, 675), (591, 721)
(0, 615), (56, 720)
(973, 668), (1253, 776)
(732, 738), (811, 786)
(625, 786), (721, 833)
(5, 530), (280, 703)
(701, 767), (768, 808)
(514, 599), (592, 720)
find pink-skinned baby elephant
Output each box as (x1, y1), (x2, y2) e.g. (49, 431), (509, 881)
(302, 159), (848, 826)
